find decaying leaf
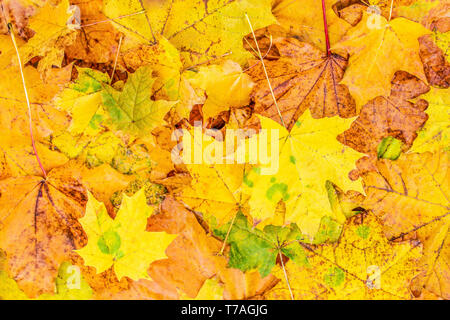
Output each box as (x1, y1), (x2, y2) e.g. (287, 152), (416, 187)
(248, 37), (356, 130)
(360, 151), (449, 240)
(0, 166), (87, 297)
(419, 33), (450, 88)
(103, 0), (276, 66)
(337, 71), (430, 156)
(359, 151), (449, 298)
(265, 213), (423, 299)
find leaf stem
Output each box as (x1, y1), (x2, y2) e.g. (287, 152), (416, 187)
(8, 23), (47, 179)
(278, 250), (294, 300)
(321, 0), (331, 56)
(110, 35), (123, 84)
(219, 213), (237, 255)
(245, 14), (286, 129)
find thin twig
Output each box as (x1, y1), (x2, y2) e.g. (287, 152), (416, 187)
(243, 35), (274, 73)
(8, 23), (47, 179)
(110, 35), (123, 83)
(245, 14), (286, 129)
(81, 11), (146, 27)
(219, 213), (237, 255)
(388, 0), (394, 22)
(279, 250), (294, 300)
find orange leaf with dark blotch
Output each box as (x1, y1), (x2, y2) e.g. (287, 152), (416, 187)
(248, 38), (356, 130)
(0, 166), (88, 297)
(337, 72), (430, 155)
(419, 34), (450, 88)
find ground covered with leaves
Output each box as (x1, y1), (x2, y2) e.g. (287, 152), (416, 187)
(0, 0), (448, 300)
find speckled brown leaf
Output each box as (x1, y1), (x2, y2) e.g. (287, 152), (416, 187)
(248, 37), (356, 130)
(0, 166), (88, 297)
(419, 34), (450, 88)
(359, 151), (449, 299)
(338, 72), (430, 155)
(64, 0), (121, 65)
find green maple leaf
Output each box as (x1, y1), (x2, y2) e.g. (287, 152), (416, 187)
(101, 66), (177, 137)
(214, 212), (309, 277)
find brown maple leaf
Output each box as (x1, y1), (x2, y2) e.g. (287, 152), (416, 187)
(65, 0), (121, 65)
(419, 34), (450, 88)
(337, 71), (430, 155)
(247, 37), (356, 130)
(0, 166), (87, 297)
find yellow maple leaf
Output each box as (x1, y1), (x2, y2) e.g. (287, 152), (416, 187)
(103, 0), (276, 66)
(332, 12), (430, 109)
(180, 162), (250, 226)
(360, 151), (449, 298)
(408, 87), (450, 154)
(54, 67), (110, 136)
(19, 0), (78, 73)
(188, 60), (255, 120)
(362, 151), (449, 240)
(167, 126), (252, 226)
(76, 189), (178, 281)
(243, 111), (364, 238)
(265, 213), (423, 299)
(272, 0), (352, 52)
(180, 278), (224, 300)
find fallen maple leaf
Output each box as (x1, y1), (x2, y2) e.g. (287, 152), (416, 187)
(18, 0), (77, 73)
(419, 32), (450, 88)
(55, 67), (110, 135)
(214, 211), (308, 277)
(359, 151), (449, 299)
(102, 66), (177, 137)
(264, 213), (423, 299)
(337, 71), (430, 156)
(360, 151), (449, 240)
(103, 0), (276, 66)
(76, 188), (177, 281)
(272, 0), (352, 52)
(248, 37), (356, 129)
(243, 112), (364, 238)
(0, 167), (88, 297)
(188, 60), (255, 121)
(64, 0), (121, 65)
(408, 87), (450, 153)
(332, 12), (430, 108)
